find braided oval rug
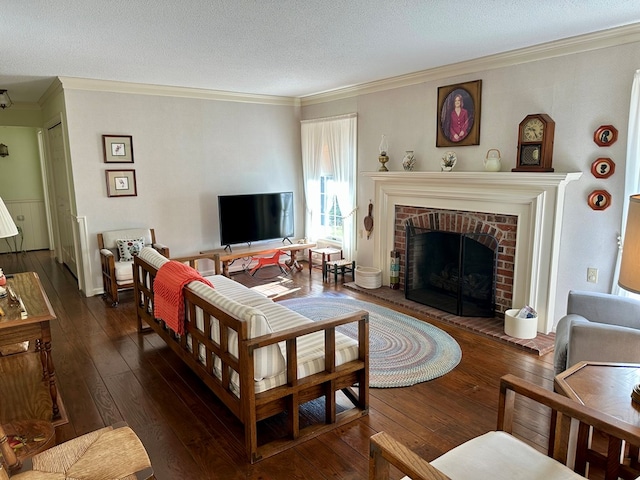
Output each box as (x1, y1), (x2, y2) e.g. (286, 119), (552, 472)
(279, 296), (462, 388)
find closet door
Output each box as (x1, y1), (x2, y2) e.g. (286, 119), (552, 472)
(48, 122), (77, 278)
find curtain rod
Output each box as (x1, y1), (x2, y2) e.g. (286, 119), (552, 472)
(300, 113), (357, 124)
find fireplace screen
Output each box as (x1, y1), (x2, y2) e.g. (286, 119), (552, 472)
(404, 225), (498, 317)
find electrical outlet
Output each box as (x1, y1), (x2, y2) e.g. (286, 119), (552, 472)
(587, 267), (598, 283)
(16, 215), (25, 221)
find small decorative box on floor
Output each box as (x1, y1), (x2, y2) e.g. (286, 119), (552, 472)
(355, 266), (382, 289)
(504, 307), (538, 339)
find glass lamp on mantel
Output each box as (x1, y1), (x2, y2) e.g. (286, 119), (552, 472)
(378, 134), (389, 171)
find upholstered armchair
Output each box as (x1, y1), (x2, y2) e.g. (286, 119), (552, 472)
(553, 290), (640, 375)
(98, 228), (169, 306)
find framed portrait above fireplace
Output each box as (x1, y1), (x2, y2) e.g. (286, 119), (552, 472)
(436, 80), (482, 148)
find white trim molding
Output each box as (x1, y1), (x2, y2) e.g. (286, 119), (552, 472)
(302, 23), (640, 106)
(362, 171), (582, 334)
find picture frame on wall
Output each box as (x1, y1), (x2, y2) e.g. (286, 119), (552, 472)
(593, 125), (618, 147)
(436, 79), (482, 147)
(106, 169), (137, 197)
(588, 189), (611, 211)
(591, 157), (615, 179)
(102, 135), (134, 163)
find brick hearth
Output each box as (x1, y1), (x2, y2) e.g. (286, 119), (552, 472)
(344, 281), (554, 356)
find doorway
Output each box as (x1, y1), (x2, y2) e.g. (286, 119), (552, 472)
(47, 122), (78, 278)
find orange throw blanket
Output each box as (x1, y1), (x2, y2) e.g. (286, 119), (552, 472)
(154, 261), (213, 335)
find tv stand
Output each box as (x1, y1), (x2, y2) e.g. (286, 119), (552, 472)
(201, 241), (316, 277)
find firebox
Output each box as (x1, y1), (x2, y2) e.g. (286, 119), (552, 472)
(404, 224), (498, 317)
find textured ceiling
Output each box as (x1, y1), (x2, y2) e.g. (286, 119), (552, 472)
(2, 0), (640, 104)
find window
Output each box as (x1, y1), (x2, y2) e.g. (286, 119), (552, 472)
(301, 114), (357, 259)
(320, 175), (343, 241)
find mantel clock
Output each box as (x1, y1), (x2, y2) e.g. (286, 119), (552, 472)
(513, 114), (555, 172)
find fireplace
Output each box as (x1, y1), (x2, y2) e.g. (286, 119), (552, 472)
(363, 171), (581, 334)
(397, 206), (517, 316)
(405, 224), (498, 317)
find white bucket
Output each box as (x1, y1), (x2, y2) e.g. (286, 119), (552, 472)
(355, 266), (382, 289)
(504, 308), (538, 339)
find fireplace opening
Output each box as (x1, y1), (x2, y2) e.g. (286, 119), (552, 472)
(404, 224), (498, 317)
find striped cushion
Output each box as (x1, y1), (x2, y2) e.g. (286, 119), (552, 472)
(139, 246), (169, 268)
(187, 282), (285, 381)
(257, 302), (360, 372)
(205, 274), (272, 307)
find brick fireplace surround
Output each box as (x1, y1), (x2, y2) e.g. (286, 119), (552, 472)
(363, 171), (581, 334)
(394, 206), (517, 316)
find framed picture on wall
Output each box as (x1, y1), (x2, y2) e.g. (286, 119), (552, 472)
(591, 157), (615, 178)
(588, 189), (611, 211)
(593, 125), (618, 147)
(436, 79), (482, 147)
(106, 169), (137, 197)
(102, 135), (134, 163)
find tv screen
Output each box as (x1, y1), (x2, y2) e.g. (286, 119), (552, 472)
(218, 192), (294, 247)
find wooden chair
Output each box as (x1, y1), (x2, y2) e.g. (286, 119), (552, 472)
(98, 228), (169, 306)
(370, 374), (640, 480)
(0, 422), (153, 479)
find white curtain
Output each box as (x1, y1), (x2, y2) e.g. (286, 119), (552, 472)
(301, 121), (324, 242)
(326, 116), (358, 259)
(612, 68), (640, 296)
(300, 114), (358, 259)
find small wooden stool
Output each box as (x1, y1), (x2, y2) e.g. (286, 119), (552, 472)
(324, 259), (355, 283)
(308, 247), (343, 280)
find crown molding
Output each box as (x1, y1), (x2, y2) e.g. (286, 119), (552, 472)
(38, 77), (64, 106)
(56, 76), (300, 107)
(300, 22), (640, 106)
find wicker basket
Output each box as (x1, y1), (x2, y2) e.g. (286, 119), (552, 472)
(355, 266), (382, 289)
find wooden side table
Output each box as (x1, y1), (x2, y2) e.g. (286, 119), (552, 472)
(308, 247), (343, 280)
(554, 361), (640, 480)
(0, 272), (65, 425)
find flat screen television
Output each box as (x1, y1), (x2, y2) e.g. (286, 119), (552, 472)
(218, 192), (294, 248)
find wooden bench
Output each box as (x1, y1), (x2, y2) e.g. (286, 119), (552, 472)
(133, 249), (369, 463)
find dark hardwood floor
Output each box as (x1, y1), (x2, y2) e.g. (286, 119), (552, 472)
(2, 250), (556, 479)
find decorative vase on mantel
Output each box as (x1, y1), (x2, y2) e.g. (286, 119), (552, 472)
(402, 151), (416, 171)
(441, 151), (457, 172)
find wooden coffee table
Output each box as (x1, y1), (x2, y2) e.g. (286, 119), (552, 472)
(555, 361), (640, 480)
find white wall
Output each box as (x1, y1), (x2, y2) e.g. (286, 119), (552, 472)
(62, 90), (302, 296)
(302, 41), (639, 328)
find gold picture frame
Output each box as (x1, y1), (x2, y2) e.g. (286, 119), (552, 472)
(106, 169), (137, 197)
(436, 80), (482, 147)
(102, 135), (134, 163)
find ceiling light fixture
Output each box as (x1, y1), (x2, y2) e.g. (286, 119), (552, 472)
(0, 90), (13, 109)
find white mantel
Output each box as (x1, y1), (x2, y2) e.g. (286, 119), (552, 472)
(362, 171), (582, 334)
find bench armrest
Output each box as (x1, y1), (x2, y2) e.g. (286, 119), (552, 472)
(152, 243), (170, 257)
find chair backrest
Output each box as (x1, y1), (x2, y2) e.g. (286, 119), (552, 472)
(98, 228), (155, 250)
